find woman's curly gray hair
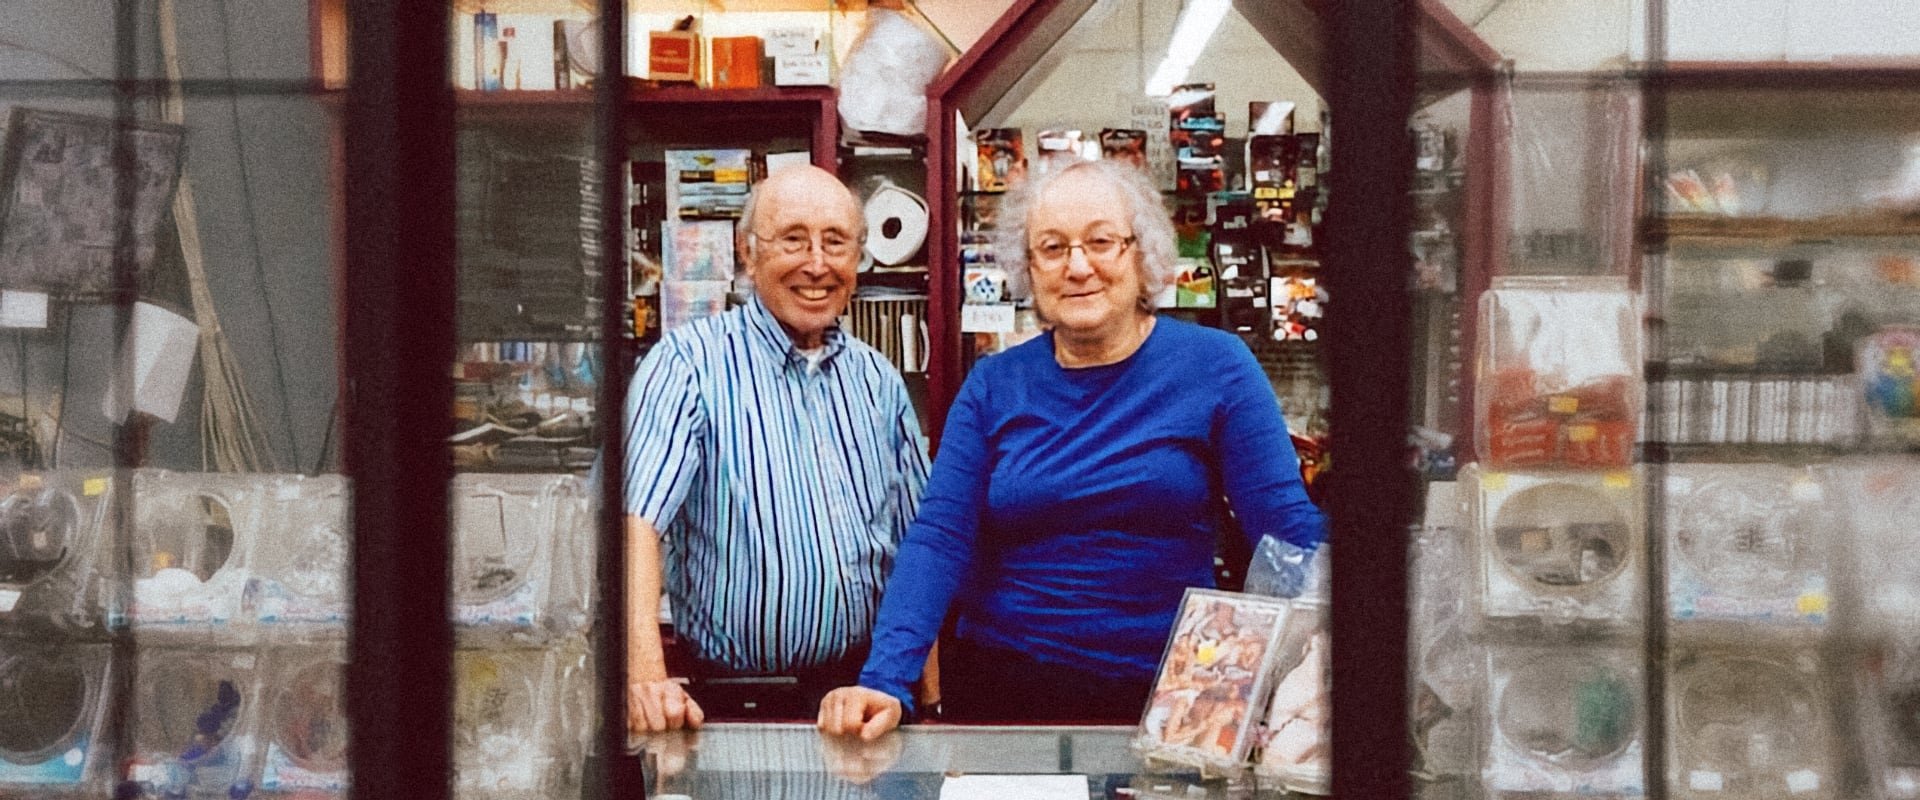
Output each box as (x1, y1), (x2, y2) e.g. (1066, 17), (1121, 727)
(994, 159), (1179, 309)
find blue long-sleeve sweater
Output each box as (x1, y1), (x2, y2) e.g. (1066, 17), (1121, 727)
(857, 317), (1326, 713)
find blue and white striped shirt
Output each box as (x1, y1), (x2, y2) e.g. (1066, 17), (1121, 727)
(625, 296), (929, 672)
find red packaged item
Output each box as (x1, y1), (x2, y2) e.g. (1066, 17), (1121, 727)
(1475, 278), (1642, 470)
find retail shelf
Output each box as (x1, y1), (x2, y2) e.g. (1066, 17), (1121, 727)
(1648, 212), (1920, 242)
(1646, 361), (1852, 379)
(1640, 441), (1853, 464)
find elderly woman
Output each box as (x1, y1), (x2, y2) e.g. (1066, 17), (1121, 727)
(819, 159), (1325, 738)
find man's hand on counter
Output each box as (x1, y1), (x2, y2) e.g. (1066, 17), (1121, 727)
(630, 678), (706, 733)
(816, 686), (902, 740)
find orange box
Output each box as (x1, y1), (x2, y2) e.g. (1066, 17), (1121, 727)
(710, 36), (764, 89)
(648, 30), (700, 82)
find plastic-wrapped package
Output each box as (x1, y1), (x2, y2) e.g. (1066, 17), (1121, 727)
(1667, 648), (1832, 800)
(1134, 589), (1292, 773)
(1243, 536), (1324, 601)
(1253, 604), (1330, 795)
(124, 647), (261, 799)
(0, 471), (115, 634)
(1859, 326), (1920, 444)
(257, 644), (348, 794)
(451, 473), (591, 645)
(1475, 277), (1641, 470)
(121, 470), (279, 637)
(835, 9), (949, 137)
(453, 640), (592, 800)
(1825, 458), (1920, 637)
(0, 640), (114, 793)
(1483, 645), (1644, 798)
(1411, 521), (1482, 782)
(1859, 640), (1920, 799)
(1663, 464), (1828, 628)
(1464, 464), (1643, 626)
(245, 474), (351, 638)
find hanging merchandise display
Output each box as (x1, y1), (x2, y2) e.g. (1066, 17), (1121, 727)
(1667, 648), (1833, 799)
(1476, 277), (1641, 470)
(0, 641), (113, 793)
(1483, 646), (1644, 798)
(257, 646), (348, 795)
(1462, 464), (1642, 626)
(1662, 464), (1828, 627)
(244, 474), (350, 635)
(123, 648), (261, 799)
(0, 471), (115, 634)
(122, 470), (280, 635)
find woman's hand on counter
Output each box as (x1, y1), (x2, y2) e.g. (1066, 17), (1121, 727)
(630, 678), (706, 733)
(816, 686), (902, 740)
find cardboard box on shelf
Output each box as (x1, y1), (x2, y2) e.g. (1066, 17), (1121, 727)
(711, 36), (764, 89)
(648, 29), (700, 83)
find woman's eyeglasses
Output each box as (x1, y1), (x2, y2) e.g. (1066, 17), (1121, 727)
(1029, 234), (1137, 268)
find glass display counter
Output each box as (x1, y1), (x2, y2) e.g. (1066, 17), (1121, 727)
(634, 723), (1325, 799)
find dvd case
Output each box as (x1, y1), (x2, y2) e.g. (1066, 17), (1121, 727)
(1135, 589), (1292, 771)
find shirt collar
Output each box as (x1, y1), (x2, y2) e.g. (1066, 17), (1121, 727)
(741, 294), (847, 373)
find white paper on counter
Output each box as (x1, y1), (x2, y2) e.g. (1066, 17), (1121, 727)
(939, 774), (1087, 800)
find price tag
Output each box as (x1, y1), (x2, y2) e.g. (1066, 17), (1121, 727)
(84, 477), (107, 496)
(1479, 472), (1507, 491)
(1797, 593), (1829, 616)
(1603, 471), (1633, 489)
(0, 291), (49, 329)
(1787, 769), (1820, 793)
(960, 304), (1016, 333)
(0, 589), (20, 613)
(1790, 477), (1824, 503)
(1689, 771), (1724, 791)
(1548, 395), (1579, 414)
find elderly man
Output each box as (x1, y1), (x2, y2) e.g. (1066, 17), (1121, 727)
(625, 165), (930, 732)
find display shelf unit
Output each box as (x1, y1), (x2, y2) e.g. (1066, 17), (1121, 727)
(919, 0), (1506, 440)
(1649, 213), (1920, 242)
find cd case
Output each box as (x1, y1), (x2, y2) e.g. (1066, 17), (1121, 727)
(1134, 588), (1292, 770)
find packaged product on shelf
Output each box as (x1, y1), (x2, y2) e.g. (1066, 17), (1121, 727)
(1860, 326), (1920, 442)
(1663, 464), (1828, 627)
(1254, 604), (1330, 795)
(0, 471), (116, 635)
(1249, 100), (1294, 136)
(1035, 129), (1085, 177)
(1475, 277), (1641, 469)
(453, 643), (592, 800)
(245, 474), (350, 636)
(1462, 464), (1643, 626)
(1270, 274), (1325, 342)
(1825, 458), (1920, 637)
(709, 36), (762, 89)
(123, 647), (260, 799)
(258, 646), (348, 794)
(1410, 521), (1481, 781)
(1135, 589), (1292, 772)
(1667, 648), (1833, 799)
(647, 20), (700, 84)
(661, 220), (736, 283)
(663, 149), (749, 220)
(974, 128), (1025, 192)
(450, 474), (592, 645)
(660, 281), (730, 331)
(0, 641), (113, 794)
(1099, 128), (1148, 170)
(1858, 640), (1920, 799)
(1482, 646), (1645, 798)
(1173, 258), (1216, 309)
(120, 470), (278, 635)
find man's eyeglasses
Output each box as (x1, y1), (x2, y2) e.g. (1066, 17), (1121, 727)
(753, 230), (862, 259)
(1029, 233), (1138, 268)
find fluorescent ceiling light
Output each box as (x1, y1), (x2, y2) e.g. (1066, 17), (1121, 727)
(1144, 0), (1232, 97)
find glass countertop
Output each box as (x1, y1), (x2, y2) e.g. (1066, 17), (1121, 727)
(633, 723), (1320, 799)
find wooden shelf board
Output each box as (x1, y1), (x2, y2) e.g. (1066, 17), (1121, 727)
(1651, 212), (1920, 241)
